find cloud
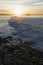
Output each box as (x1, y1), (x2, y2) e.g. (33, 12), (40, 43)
(0, 0), (43, 6)
(33, 2), (43, 6)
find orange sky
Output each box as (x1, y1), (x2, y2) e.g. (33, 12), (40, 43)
(0, 0), (43, 15)
(0, 6), (43, 15)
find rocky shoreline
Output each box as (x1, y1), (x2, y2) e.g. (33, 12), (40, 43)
(0, 36), (43, 65)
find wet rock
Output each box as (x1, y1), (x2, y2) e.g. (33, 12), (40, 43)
(0, 41), (43, 65)
(6, 36), (13, 40)
(0, 36), (3, 43)
(0, 36), (9, 43)
(3, 38), (9, 43)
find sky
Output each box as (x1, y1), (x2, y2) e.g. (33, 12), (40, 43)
(0, 0), (43, 15)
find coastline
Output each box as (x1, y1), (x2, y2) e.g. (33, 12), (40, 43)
(0, 15), (43, 65)
(0, 37), (43, 65)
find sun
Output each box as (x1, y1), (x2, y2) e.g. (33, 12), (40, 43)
(15, 8), (22, 15)
(13, 5), (23, 16)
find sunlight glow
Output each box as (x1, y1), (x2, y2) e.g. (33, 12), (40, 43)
(13, 5), (23, 16)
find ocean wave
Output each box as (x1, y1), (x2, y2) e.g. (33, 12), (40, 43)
(0, 16), (43, 50)
(8, 16), (43, 50)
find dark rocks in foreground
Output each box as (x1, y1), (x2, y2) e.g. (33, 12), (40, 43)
(0, 36), (13, 43)
(0, 41), (43, 65)
(0, 36), (9, 44)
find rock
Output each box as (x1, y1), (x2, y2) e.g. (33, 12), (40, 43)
(0, 36), (9, 43)
(3, 38), (9, 43)
(6, 36), (13, 40)
(0, 36), (3, 43)
(0, 41), (43, 65)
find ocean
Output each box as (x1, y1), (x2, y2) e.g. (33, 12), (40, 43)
(0, 15), (43, 50)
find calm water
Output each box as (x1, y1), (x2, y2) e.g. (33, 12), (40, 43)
(0, 15), (43, 50)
